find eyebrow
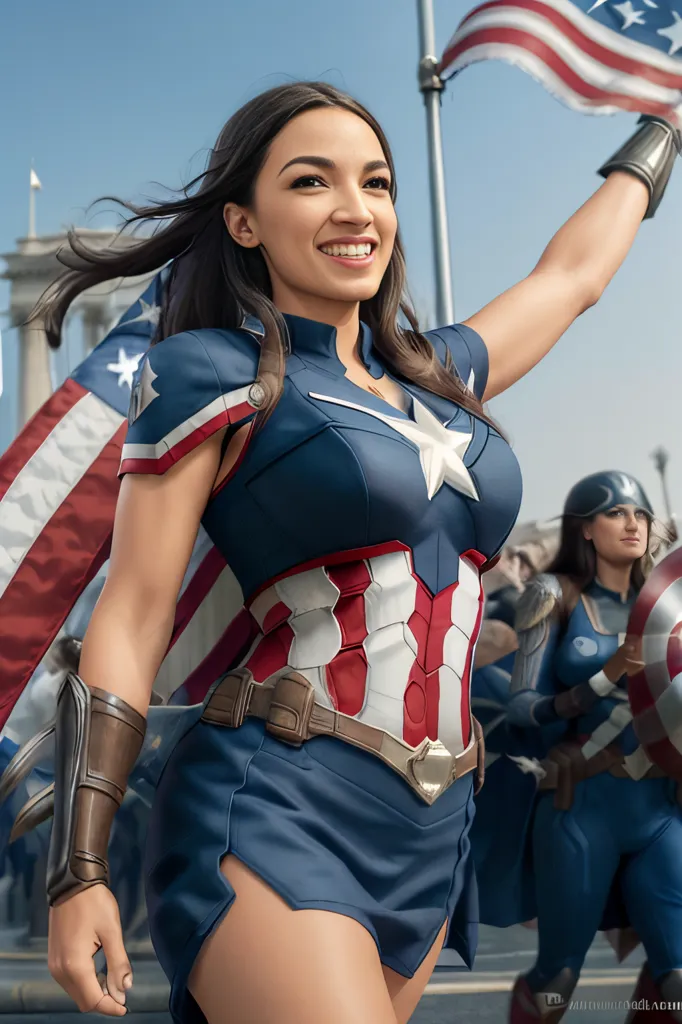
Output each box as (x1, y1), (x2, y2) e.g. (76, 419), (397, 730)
(277, 156), (390, 177)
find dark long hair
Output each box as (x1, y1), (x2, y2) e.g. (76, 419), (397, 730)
(30, 82), (494, 427)
(548, 514), (653, 594)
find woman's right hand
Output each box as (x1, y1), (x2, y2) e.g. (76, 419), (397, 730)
(48, 884), (132, 1016)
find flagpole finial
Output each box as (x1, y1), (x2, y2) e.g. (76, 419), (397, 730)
(28, 167), (42, 240)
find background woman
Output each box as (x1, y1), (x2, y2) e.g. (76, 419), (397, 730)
(501, 471), (682, 1023)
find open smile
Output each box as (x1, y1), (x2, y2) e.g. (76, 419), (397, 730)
(318, 239), (377, 268)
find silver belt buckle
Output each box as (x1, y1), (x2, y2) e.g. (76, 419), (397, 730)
(406, 739), (455, 805)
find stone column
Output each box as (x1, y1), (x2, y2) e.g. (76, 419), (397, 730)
(18, 315), (53, 428)
(82, 306), (109, 353)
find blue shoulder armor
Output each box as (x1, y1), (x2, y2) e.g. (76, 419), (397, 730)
(426, 323), (489, 402)
(507, 574), (564, 727)
(119, 328), (261, 477)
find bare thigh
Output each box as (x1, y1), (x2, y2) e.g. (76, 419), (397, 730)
(383, 921), (447, 1024)
(188, 855), (398, 1024)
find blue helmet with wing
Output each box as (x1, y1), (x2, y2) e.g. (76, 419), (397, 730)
(563, 470), (653, 519)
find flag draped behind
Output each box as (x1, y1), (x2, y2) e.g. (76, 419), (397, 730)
(440, 0), (682, 121)
(0, 273), (247, 729)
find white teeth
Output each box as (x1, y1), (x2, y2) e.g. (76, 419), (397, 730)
(320, 242), (372, 258)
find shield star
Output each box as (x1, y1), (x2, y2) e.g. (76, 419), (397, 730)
(309, 392), (479, 501)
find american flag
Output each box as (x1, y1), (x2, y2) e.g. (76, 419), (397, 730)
(0, 273), (249, 729)
(440, 0), (682, 122)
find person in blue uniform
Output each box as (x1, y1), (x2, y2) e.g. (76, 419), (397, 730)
(5, 82), (678, 1024)
(500, 471), (682, 1023)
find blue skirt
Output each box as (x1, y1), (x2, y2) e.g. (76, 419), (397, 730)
(143, 713), (478, 1024)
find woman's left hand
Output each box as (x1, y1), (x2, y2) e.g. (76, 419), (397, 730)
(622, 635), (645, 678)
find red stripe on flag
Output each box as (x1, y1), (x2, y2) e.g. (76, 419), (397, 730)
(0, 424), (126, 727)
(0, 379), (89, 503)
(179, 608), (259, 705)
(441, 26), (678, 118)
(447, 0), (682, 90)
(169, 545), (228, 648)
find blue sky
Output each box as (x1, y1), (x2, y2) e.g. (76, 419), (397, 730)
(1, 0), (681, 524)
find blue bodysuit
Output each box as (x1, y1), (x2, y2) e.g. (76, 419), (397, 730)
(498, 575), (682, 992)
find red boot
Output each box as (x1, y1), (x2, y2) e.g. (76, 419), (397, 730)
(509, 975), (569, 1023)
(625, 963), (682, 1022)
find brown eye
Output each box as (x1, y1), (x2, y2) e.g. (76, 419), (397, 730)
(364, 176), (391, 191)
(290, 176), (326, 189)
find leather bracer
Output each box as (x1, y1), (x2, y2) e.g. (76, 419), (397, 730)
(47, 673), (146, 907)
(598, 115), (681, 218)
(553, 681), (601, 719)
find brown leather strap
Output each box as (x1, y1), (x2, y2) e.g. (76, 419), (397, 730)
(202, 670), (480, 801)
(538, 740), (666, 808)
(47, 673), (146, 906)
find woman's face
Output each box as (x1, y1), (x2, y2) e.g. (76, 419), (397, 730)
(582, 504), (650, 565)
(224, 106), (398, 314)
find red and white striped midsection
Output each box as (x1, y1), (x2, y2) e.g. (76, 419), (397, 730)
(241, 545), (485, 755)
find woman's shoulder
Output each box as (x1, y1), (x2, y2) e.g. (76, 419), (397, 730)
(140, 327), (260, 389)
(120, 327), (262, 477)
(424, 322), (489, 403)
(514, 573), (584, 631)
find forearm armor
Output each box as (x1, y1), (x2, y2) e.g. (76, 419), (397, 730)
(47, 673), (146, 906)
(598, 115), (681, 218)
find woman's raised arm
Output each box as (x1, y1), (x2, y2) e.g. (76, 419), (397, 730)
(465, 116), (679, 402)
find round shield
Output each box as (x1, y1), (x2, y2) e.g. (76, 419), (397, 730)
(628, 546), (682, 778)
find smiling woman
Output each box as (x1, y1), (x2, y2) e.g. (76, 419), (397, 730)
(9, 80), (680, 1024)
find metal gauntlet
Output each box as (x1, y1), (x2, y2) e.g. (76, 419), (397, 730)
(598, 115), (681, 218)
(47, 673), (146, 906)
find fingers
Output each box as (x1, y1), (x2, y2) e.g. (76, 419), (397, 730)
(48, 889), (131, 1017)
(100, 916), (133, 1008)
(49, 957), (126, 1016)
(624, 635), (645, 675)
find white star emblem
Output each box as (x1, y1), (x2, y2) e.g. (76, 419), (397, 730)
(613, 0), (646, 29)
(106, 347), (143, 388)
(125, 298), (161, 327)
(658, 9), (682, 53)
(133, 358), (159, 418)
(309, 392), (479, 501)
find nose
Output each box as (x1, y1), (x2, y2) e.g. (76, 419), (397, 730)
(623, 513), (639, 532)
(330, 184), (373, 227)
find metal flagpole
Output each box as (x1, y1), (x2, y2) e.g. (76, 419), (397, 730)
(417, 0), (454, 327)
(651, 446), (677, 539)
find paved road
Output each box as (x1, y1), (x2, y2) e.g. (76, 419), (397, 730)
(412, 925), (646, 1022)
(0, 924), (648, 1022)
